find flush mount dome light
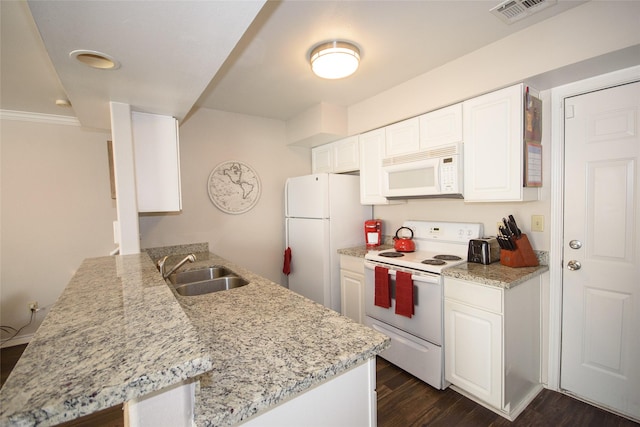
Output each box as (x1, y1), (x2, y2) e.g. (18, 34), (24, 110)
(69, 50), (120, 70)
(309, 41), (360, 79)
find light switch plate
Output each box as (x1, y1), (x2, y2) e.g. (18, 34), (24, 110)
(531, 215), (544, 232)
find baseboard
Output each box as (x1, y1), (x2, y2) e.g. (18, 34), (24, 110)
(450, 383), (543, 422)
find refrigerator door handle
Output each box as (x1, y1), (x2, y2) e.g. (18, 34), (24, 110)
(285, 217), (289, 247)
(284, 179), (290, 218)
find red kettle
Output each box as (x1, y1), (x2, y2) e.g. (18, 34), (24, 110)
(393, 226), (415, 252)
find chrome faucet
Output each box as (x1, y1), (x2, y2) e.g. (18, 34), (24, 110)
(158, 253), (197, 279)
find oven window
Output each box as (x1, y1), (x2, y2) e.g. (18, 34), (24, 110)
(388, 167), (435, 190)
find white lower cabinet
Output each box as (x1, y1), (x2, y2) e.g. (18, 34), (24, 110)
(444, 276), (542, 421)
(340, 255), (365, 324)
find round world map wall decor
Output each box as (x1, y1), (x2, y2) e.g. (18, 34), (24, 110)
(207, 161), (261, 214)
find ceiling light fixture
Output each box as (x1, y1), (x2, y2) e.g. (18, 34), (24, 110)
(309, 41), (360, 79)
(69, 50), (120, 70)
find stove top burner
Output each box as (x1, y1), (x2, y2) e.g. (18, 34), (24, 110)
(421, 259), (447, 266)
(379, 251), (404, 258)
(433, 254), (462, 261)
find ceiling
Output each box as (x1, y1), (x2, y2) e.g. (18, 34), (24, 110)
(0, 0), (587, 131)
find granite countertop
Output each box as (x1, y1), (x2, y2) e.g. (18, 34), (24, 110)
(165, 252), (390, 426)
(338, 244), (394, 258)
(0, 253), (213, 427)
(338, 245), (548, 289)
(1, 248), (389, 427)
(442, 262), (549, 289)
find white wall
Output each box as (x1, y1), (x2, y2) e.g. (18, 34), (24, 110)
(348, 1), (640, 135)
(138, 108), (309, 283)
(345, 0), (640, 249)
(0, 116), (116, 345)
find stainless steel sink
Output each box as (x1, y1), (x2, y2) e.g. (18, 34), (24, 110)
(168, 266), (234, 285)
(173, 276), (249, 296)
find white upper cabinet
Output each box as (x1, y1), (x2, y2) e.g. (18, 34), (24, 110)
(384, 117), (420, 157)
(359, 129), (386, 204)
(418, 103), (463, 149)
(311, 144), (333, 173)
(333, 136), (360, 173)
(463, 84), (538, 202)
(132, 111), (182, 213)
(311, 136), (359, 174)
(359, 128), (406, 205)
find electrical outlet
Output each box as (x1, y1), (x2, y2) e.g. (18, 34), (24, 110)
(531, 215), (544, 232)
(28, 301), (38, 311)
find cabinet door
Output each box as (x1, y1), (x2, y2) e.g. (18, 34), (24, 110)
(340, 269), (364, 323)
(359, 129), (388, 205)
(463, 84), (536, 202)
(311, 144), (333, 173)
(419, 103), (463, 149)
(334, 136), (360, 173)
(444, 299), (502, 409)
(132, 112), (182, 212)
(384, 117), (420, 157)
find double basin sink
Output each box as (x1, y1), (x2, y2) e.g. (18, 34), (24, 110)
(167, 265), (248, 296)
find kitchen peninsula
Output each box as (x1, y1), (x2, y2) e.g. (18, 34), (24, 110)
(0, 246), (389, 426)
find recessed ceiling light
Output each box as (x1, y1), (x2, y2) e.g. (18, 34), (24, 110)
(69, 50), (120, 70)
(309, 41), (360, 79)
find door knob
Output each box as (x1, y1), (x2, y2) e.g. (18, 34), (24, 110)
(569, 240), (582, 249)
(567, 260), (581, 271)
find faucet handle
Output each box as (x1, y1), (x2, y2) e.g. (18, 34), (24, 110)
(157, 256), (168, 275)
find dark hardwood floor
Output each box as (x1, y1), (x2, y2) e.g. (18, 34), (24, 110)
(376, 357), (638, 427)
(2, 344), (637, 426)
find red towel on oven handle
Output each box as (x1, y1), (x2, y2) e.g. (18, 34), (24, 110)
(283, 247), (292, 275)
(374, 266), (391, 309)
(395, 270), (414, 318)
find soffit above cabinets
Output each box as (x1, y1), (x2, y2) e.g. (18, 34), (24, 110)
(2, 1), (595, 129)
(26, 0), (266, 130)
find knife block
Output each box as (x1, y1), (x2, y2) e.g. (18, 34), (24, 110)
(500, 234), (539, 268)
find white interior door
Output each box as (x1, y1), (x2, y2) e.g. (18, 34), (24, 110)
(561, 81), (640, 421)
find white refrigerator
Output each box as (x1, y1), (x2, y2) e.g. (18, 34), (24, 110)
(285, 173), (372, 312)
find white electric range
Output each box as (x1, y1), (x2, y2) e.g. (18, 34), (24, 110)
(364, 220), (483, 389)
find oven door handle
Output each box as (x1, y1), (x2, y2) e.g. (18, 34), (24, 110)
(364, 261), (439, 284)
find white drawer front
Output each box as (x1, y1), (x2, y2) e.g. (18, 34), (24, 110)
(444, 277), (503, 314)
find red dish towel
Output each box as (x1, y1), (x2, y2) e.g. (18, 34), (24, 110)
(374, 266), (391, 309)
(395, 271), (414, 318)
(283, 247), (292, 275)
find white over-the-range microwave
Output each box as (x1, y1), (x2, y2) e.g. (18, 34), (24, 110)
(381, 142), (463, 198)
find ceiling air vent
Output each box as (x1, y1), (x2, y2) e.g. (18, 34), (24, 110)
(490, 0), (557, 24)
